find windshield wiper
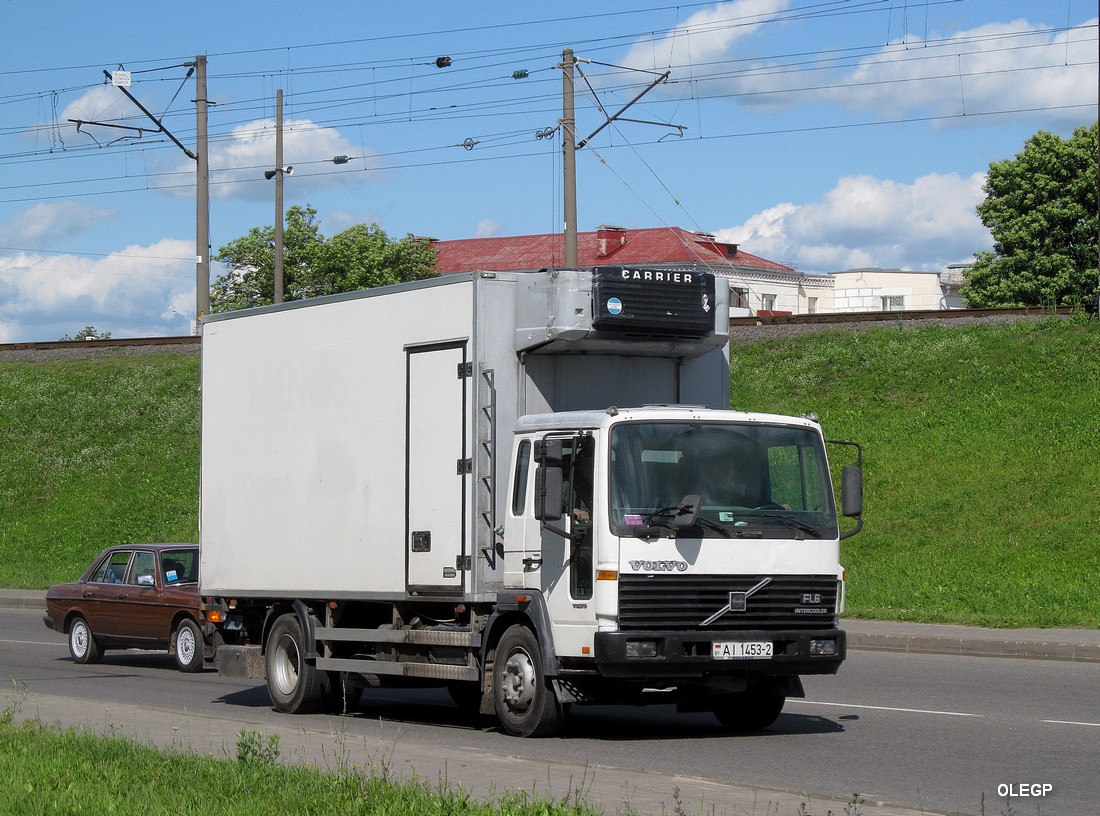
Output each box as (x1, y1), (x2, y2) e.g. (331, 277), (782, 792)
(737, 511), (823, 538)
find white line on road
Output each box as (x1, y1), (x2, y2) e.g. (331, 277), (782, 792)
(0, 639), (64, 647)
(790, 699), (983, 717)
(1041, 719), (1100, 727)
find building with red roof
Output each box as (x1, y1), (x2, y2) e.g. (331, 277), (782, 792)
(431, 224), (833, 316)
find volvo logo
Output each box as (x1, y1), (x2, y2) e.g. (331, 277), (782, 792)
(628, 560), (688, 572)
(700, 577), (772, 626)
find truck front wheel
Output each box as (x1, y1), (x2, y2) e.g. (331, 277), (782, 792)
(493, 625), (564, 737)
(266, 613), (323, 713)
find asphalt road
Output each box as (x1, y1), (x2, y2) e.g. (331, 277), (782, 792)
(3, 608), (1097, 816)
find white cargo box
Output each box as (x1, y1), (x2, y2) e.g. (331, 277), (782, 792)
(199, 270), (729, 601)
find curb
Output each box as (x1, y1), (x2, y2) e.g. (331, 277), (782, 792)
(845, 630), (1100, 663)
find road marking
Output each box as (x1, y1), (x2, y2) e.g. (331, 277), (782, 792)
(0, 639), (64, 647)
(791, 699), (983, 717)
(1042, 719), (1100, 728)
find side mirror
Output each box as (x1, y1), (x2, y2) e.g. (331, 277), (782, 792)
(674, 494), (702, 528)
(534, 439), (564, 521)
(841, 466), (863, 518)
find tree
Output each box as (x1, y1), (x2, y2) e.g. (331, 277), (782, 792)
(59, 326), (111, 341)
(962, 123), (1098, 310)
(210, 205), (438, 312)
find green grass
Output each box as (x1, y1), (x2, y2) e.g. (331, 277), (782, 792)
(0, 717), (603, 816)
(0, 355), (199, 588)
(2, 317), (1098, 627)
(730, 317), (1100, 628)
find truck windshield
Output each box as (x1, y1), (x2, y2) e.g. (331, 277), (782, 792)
(609, 421), (839, 540)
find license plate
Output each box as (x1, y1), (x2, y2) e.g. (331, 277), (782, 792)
(712, 640), (773, 660)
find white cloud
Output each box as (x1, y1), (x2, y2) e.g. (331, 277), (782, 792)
(642, 12), (1097, 123)
(474, 219), (503, 238)
(715, 171), (992, 272)
(0, 201), (115, 248)
(621, 0), (791, 72)
(0, 239), (195, 342)
(155, 117), (376, 201)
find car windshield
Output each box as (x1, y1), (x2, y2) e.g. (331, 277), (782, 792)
(609, 421), (839, 539)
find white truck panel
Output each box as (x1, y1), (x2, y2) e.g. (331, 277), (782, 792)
(200, 279), (475, 597)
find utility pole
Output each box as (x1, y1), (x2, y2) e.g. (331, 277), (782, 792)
(561, 49), (578, 269)
(195, 55), (210, 327)
(273, 88), (284, 305)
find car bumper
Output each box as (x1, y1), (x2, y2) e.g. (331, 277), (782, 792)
(43, 613), (60, 633)
(593, 628), (846, 678)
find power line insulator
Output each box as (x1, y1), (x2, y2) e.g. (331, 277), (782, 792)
(511, 69), (530, 80)
(435, 56), (453, 68)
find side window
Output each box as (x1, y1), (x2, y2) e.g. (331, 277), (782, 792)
(91, 551), (133, 584)
(130, 551), (157, 585)
(162, 549), (198, 584)
(511, 440), (531, 516)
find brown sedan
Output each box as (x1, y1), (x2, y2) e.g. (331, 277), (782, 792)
(43, 543), (208, 672)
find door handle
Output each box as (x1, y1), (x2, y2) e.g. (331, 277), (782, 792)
(522, 555), (542, 571)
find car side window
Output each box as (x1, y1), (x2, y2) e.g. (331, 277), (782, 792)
(162, 549), (198, 584)
(130, 551), (157, 585)
(91, 551), (133, 584)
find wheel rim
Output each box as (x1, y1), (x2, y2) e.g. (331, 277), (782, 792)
(270, 633), (301, 696)
(70, 620), (89, 658)
(500, 647), (537, 715)
(177, 624), (196, 665)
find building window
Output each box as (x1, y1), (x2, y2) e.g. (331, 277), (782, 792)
(732, 287), (749, 308)
(881, 295), (904, 312)
(761, 294), (776, 311)
(807, 297), (818, 314)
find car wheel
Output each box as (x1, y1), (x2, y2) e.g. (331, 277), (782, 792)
(68, 615), (102, 665)
(713, 687), (786, 731)
(174, 618), (205, 673)
(493, 624), (565, 737)
(265, 613), (324, 714)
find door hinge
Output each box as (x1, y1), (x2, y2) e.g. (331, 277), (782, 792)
(457, 362), (473, 378)
(456, 458), (473, 475)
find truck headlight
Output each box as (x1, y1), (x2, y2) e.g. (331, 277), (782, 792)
(626, 640), (658, 658)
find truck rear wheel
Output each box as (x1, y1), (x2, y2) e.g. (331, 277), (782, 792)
(266, 613), (323, 714)
(713, 687), (786, 732)
(493, 625), (564, 737)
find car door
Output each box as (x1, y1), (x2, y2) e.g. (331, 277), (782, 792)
(82, 549), (134, 639)
(120, 549), (169, 644)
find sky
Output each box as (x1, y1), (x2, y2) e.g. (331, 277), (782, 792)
(0, 0), (1096, 342)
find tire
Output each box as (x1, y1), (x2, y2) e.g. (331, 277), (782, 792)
(68, 615), (102, 664)
(492, 625), (564, 737)
(323, 671), (363, 715)
(713, 687), (786, 732)
(265, 613), (324, 714)
(174, 618), (205, 673)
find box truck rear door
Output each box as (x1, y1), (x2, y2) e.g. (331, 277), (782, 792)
(406, 341), (469, 593)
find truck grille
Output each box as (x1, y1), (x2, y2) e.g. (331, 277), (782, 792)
(618, 574), (838, 632)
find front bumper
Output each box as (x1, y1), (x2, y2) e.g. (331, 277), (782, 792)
(593, 627), (846, 679)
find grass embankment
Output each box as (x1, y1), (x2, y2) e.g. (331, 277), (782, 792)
(0, 715), (601, 816)
(0, 354), (199, 588)
(730, 317), (1100, 628)
(1, 317), (1097, 627)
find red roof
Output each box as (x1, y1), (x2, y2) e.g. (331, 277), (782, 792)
(432, 226), (793, 275)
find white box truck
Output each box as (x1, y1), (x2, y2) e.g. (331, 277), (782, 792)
(200, 266), (863, 737)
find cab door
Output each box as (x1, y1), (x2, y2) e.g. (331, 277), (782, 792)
(526, 434), (597, 656)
